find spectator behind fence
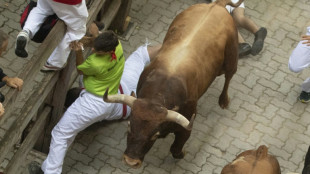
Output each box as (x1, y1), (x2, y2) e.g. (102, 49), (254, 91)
(15, 0), (88, 72)
(288, 26), (310, 103)
(0, 30), (24, 117)
(212, 0), (267, 57)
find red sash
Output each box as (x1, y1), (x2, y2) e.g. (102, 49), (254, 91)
(53, 0), (82, 5)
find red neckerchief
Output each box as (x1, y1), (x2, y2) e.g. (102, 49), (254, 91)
(111, 50), (117, 61)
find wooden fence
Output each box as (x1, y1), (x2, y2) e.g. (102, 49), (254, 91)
(0, 0), (132, 173)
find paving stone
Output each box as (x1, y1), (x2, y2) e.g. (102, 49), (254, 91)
(72, 162), (97, 174)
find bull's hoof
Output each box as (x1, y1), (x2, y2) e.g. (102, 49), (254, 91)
(219, 95), (229, 109)
(172, 150), (186, 159)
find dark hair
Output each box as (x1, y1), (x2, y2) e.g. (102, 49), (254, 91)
(93, 30), (119, 52)
(0, 30), (9, 46)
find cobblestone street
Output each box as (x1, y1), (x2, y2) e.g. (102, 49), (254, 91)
(1, 0), (310, 173)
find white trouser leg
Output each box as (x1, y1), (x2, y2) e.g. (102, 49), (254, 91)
(121, 45), (151, 93)
(46, 33), (72, 67)
(23, 0), (54, 38)
(114, 45), (151, 118)
(288, 27), (310, 92)
(45, 0), (88, 67)
(41, 91), (114, 174)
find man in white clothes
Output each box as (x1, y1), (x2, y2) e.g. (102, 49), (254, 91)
(288, 26), (310, 103)
(28, 37), (161, 173)
(15, 0), (88, 72)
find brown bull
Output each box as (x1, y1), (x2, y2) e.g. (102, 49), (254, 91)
(104, 0), (242, 168)
(221, 145), (281, 174)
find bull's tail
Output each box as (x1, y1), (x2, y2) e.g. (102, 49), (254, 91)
(214, 0), (244, 8)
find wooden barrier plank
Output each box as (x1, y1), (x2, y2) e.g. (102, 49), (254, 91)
(4, 106), (52, 174)
(100, 0), (122, 30)
(109, 0), (132, 33)
(0, 0), (105, 126)
(0, 72), (59, 164)
(0, 20), (66, 127)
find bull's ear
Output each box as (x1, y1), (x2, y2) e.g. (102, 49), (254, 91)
(256, 145), (268, 159)
(131, 91), (136, 98)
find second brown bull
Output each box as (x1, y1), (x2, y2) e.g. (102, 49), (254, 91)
(104, 0), (242, 169)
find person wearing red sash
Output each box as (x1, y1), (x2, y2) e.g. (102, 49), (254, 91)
(15, 0), (88, 71)
(27, 24), (162, 174)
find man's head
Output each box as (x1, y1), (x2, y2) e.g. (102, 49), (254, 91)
(93, 30), (118, 54)
(0, 30), (9, 56)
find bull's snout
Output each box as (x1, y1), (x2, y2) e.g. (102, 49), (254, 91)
(123, 154), (142, 169)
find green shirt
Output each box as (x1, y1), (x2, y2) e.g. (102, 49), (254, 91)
(77, 42), (125, 96)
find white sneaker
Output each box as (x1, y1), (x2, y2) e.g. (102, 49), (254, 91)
(15, 30), (30, 58)
(40, 61), (62, 72)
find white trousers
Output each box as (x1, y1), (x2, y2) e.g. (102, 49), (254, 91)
(41, 45), (150, 174)
(288, 27), (310, 92)
(23, 0), (88, 68)
(211, 0), (245, 13)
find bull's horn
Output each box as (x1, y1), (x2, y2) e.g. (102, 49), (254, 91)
(103, 88), (136, 107)
(166, 111), (195, 130)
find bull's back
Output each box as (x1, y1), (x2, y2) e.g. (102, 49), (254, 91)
(154, 3), (237, 98)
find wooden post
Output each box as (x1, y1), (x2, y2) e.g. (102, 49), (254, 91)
(4, 106), (51, 174)
(0, 73), (59, 164)
(109, 0), (132, 34)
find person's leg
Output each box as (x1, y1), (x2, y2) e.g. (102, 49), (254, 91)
(15, 0), (54, 58)
(121, 44), (153, 93)
(232, 7), (267, 56)
(23, 0), (55, 37)
(41, 0), (88, 70)
(232, 7), (259, 33)
(237, 31), (251, 57)
(41, 91), (113, 174)
(288, 28), (310, 102)
(115, 44), (157, 119)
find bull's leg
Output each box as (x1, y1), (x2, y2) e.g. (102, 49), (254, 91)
(219, 33), (238, 109)
(170, 130), (191, 159)
(219, 72), (234, 109)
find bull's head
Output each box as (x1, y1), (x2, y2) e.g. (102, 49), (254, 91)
(103, 88), (194, 168)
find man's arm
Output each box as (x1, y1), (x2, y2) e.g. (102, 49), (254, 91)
(79, 23), (100, 47)
(70, 41), (84, 75)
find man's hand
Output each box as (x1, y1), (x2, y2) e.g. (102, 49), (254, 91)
(0, 103), (4, 117)
(2, 76), (23, 91)
(70, 41), (84, 52)
(301, 35), (310, 46)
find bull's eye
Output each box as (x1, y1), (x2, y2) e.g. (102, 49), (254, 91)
(127, 121), (131, 133)
(151, 131), (160, 141)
